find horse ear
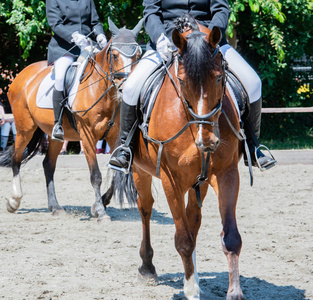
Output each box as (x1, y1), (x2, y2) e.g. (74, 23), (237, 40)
(172, 29), (187, 54)
(131, 19), (144, 38)
(208, 26), (221, 48)
(108, 17), (120, 36)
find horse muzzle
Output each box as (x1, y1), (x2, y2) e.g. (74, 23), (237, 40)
(196, 132), (220, 153)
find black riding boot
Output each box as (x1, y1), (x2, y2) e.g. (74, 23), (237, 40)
(243, 98), (277, 170)
(109, 101), (137, 170)
(51, 88), (65, 142)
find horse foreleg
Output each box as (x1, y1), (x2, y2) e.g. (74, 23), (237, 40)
(82, 142), (109, 222)
(133, 169), (158, 285)
(162, 176), (200, 300)
(185, 184), (209, 292)
(43, 140), (65, 216)
(212, 168), (243, 300)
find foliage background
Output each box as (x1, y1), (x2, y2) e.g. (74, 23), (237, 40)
(0, 0), (312, 148)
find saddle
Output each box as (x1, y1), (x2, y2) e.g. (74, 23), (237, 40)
(36, 46), (99, 131)
(138, 60), (249, 134)
(139, 63), (168, 135)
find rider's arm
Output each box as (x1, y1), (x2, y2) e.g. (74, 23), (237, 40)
(90, 0), (105, 37)
(143, 0), (167, 45)
(46, 0), (73, 44)
(209, 0), (230, 36)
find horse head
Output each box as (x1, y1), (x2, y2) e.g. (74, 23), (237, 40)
(106, 18), (143, 99)
(172, 15), (225, 153)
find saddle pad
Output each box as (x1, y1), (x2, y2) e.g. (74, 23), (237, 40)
(36, 58), (89, 109)
(226, 70), (249, 119)
(140, 65), (167, 125)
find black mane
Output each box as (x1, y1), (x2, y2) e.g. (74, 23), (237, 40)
(175, 14), (217, 93)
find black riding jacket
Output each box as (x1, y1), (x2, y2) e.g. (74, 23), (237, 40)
(143, 0), (230, 49)
(46, 0), (104, 65)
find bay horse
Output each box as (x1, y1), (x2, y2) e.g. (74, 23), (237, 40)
(0, 18), (142, 221)
(119, 15), (244, 299)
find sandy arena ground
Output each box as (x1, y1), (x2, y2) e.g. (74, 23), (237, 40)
(0, 150), (312, 299)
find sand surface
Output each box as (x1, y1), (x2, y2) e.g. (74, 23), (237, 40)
(0, 150), (312, 299)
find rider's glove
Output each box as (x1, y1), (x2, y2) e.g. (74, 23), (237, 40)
(156, 33), (172, 61)
(72, 31), (89, 50)
(96, 34), (108, 49)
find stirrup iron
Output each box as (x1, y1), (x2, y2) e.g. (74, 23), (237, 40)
(255, 144), (277, 171)
(108, 145), (133, 174)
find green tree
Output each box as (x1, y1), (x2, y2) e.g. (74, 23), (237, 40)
(228, 0), (313, 147)
(1, 0), (312, 147)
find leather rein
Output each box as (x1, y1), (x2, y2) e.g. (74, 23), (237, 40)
(69, 41), (141, 139)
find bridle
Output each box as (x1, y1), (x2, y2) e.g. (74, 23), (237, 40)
(172, 46), (227, 207)
(69, 40), (141, 138)
(141, 44), (227, 198)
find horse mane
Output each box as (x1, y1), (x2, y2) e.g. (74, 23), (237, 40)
(175, 14), (217, 93)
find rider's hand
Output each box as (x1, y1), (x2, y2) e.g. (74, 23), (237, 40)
(96, 34), (108, 49)
(71, 31), (89, 50)
(156, 33), (172, 61)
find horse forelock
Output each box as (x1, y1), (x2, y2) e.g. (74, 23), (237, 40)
(183, 32), (217, 93)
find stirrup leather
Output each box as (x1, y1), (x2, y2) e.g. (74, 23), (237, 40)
(255, 144), (277, 171)
(108, 145), (133, 174)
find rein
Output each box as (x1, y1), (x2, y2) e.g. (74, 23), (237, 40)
(67, 42), (141, 138)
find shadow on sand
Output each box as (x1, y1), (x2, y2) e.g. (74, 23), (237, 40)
(158, 271), (307, 300)
(16, 205), (174, 225)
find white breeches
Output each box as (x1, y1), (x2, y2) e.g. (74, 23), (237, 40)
(123, 50), (162, 106)
(220, 44), (262, 103)
(123, 45), (262, 106)
(54, 56), (75, 91)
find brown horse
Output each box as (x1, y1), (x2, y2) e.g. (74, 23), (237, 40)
(0, 19), (142, 221)
(118, 16), (244, 299)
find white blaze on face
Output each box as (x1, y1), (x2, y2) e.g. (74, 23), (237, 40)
(197, 87), (204, 144)
(121, 55), (132, 75)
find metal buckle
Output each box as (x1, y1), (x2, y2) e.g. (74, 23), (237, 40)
(255, 144), (277, 171)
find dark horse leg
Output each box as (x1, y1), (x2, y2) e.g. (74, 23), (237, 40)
(185, 184), (209, 290)
(212, 167), (243, 300)
(161, 173), (203, 299)
(134, 168), (158, 285)
(42, 139), (65, 215)
(81, 134), (110, 222)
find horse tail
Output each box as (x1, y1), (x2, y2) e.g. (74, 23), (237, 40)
(110, 171), (137, 207)
(0, 127), (45, 168)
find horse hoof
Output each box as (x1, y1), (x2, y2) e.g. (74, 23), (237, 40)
(6, 197), (21, 213)
(52, 208), (66, 217)
(97, 212), (111, 222)
(137, 269), (158, 286)
(227, 290), (244, 300)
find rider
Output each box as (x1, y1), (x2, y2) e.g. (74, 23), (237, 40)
(109, 0), (277, 171)
(46, 0), (108, 142)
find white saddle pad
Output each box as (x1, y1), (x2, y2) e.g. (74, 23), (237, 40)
(36, 58), (89, 109)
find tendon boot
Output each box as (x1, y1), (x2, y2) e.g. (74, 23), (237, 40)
(109, 101), (137, 172)
(243, 98), (277, 170)
(51, 88), (65, 142)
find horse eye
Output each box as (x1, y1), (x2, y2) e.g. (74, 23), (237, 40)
(113, 54), (118, 61)
(216, 75), (223, 83)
